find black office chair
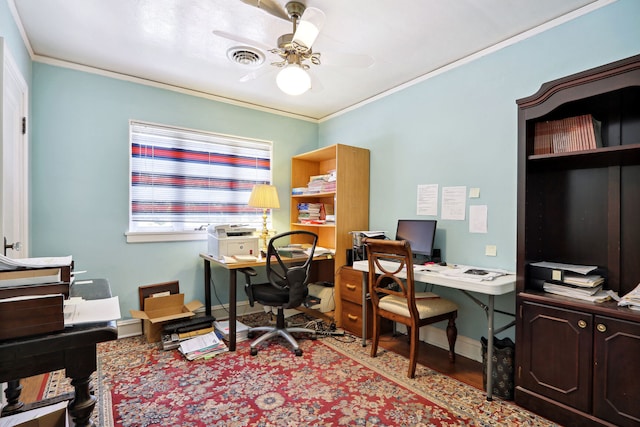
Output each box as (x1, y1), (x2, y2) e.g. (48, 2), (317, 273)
(239, 230), (318, 356)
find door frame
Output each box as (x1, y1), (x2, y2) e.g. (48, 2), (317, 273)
(1, 40), (30, 258)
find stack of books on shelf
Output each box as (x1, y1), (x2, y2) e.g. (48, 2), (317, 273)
(297, 202), (322, 223)
(178, 331), (228, 360)
(297, 170), (337, 194)
(297, 202), (334, 224)
(533, 114), (602, 154)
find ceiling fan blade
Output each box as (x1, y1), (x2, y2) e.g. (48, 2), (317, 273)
(309, 71), (324, 93)
(239, 0), (289, 21)
(212, 30), (272, 52)
(293, 7), (326, 50)
(321, 51), (375, 69)
(239, 66), (274, 83)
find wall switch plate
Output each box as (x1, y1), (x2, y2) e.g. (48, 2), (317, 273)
(469, 187), (480, 198)
(485, 245), (497, 256)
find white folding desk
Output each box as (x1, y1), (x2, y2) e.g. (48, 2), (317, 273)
(352, 260), (516, 401)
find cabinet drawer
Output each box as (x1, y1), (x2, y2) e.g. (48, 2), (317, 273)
(341, 299), (392, 338)
(341, 299), (370, 337)
(339, 266), (364, 304)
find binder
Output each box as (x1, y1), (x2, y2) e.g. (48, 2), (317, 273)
(528, 265), (564, 282)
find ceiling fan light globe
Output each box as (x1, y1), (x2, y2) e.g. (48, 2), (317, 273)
(293, 7), (325, 49)
(276, 65), (311, 96)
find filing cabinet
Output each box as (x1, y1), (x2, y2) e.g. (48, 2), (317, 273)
(338, 266), (390, 338)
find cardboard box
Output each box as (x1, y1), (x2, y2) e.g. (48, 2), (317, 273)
(130, 293), (203, 342)
(0, 294), (64, 340)
(0, 401), (68, 427)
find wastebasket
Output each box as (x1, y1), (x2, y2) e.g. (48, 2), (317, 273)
(481, 336), (515, 400)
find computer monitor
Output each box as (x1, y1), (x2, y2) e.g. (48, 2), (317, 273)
(395, 219), (437, 262)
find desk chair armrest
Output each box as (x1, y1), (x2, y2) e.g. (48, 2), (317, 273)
(239, 267), (258, 306)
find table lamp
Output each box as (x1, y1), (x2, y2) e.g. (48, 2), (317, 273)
(248, 184), (280, 253)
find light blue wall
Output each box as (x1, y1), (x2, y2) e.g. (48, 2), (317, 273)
(30, 64), (317, 316)
(319, 0), (640, 340)
(1, 0), (31, 79)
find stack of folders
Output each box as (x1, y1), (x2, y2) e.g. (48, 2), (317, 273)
(544, 275), (609, 303)
(530, 261), (609, 303)
(178, 331), (228, 361)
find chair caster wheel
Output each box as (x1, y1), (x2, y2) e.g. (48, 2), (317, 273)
(250, 348), (258, 356)
(310, 334), (317, 340)
(294, 349), (303, 356)
(248, 331), (255, 339)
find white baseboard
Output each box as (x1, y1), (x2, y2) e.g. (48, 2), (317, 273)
(116, 301), (264, 339)
(395, 324), (483, 363)
(116, 306), (483, 361)
(117, 303), (484, 362)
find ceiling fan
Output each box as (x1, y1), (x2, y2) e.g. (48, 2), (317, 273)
(214, 0), (374, 96)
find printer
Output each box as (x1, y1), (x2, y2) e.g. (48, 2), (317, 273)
(207, 224), (259, 260)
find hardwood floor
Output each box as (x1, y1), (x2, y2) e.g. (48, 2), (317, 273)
(18, 332), (484, 405)
(16, 374), (45, 404)
(377, 332), (484, 390)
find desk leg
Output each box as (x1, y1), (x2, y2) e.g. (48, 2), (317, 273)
(228, 269), (237, 352)
(66, 345), (99, 426)
(1, 380), (24, 415)
(204, 259), (212, 317)
(486, 295), (495, 401)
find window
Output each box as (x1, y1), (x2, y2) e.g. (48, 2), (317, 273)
(128, 121), (272, 241)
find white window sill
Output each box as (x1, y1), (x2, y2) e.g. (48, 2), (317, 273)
(125, 230), (207, 243)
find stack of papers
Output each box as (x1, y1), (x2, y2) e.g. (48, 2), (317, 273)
(563, 273), (605, 287)
(0, 254), (72, 271)
(438, 266), (508, 282)
(64, 296), (121, 326)
(618, 283), (640, 311)
(214, 320), (250, 342)
(305, 246), (334, 257)
(543, 283), (610, 303)
(179, 331), (228, 360)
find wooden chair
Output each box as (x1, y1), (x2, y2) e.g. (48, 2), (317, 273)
(363, 238), (458, 378)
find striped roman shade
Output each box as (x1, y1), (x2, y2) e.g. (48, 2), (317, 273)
(130, 121), (272, 230)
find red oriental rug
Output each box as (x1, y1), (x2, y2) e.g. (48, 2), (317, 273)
(42, 332), (558, 427)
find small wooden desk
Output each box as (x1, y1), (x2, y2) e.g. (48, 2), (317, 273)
(199, 253), (333, 351)
(0, 279), (118, 426)
(352, 260), (516, 401)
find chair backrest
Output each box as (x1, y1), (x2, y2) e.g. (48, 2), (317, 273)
(266, 230), (318, 309)
(363, 238), (419, 319)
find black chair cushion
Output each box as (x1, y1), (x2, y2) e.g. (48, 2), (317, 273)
(251, 282), (309, 307)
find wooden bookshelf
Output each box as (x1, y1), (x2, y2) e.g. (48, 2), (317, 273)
(290, 144), (370, 326)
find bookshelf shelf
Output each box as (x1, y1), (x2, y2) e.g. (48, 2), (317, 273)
(291, 223), (336, 228)
(291, 192), (336, 199)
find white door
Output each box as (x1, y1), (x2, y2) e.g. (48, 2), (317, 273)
(1, 41), (29, 259)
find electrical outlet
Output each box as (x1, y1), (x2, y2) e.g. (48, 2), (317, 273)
(485, 245), (497, 256)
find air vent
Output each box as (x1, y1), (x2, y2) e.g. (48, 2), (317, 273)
(227, 46), (265, 67)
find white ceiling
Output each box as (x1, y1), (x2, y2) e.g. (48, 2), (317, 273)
(12, 0), (602, 120)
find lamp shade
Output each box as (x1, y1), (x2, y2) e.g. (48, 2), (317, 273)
(276, 64), (311, 96)
(248, 184), (280, 209)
